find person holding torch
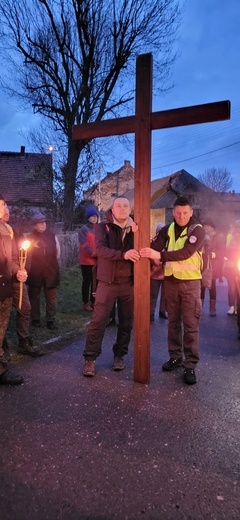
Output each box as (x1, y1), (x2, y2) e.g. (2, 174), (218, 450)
(0, 194), (26, 385)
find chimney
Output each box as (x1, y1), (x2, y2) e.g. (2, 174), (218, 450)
(20, 146), (25, 156)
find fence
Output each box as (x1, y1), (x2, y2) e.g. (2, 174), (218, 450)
(57, 231), (79, 268)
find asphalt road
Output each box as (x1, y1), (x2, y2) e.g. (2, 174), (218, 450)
(0, 280), (240, 520)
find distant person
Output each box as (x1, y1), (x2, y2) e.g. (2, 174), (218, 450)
(2, 206), (43, 357)
(78, 205), (98, 312)
(83, 196), (140, 377)
(200, 220), (225, 317)
(150, 222), (167, 321)
(27, 213), (60, 330)
(0, 194), (26, 385)
(224, 220), (240, 315)
(140, 196), (205, 385)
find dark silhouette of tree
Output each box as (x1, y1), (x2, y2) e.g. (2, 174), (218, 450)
(0, 0), (181, 229)
(198, 167), (233, 192)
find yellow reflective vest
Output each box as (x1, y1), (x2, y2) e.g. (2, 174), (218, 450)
(164, 222), (202, 280)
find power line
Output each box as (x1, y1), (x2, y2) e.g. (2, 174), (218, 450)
(152, 141), (240, 169)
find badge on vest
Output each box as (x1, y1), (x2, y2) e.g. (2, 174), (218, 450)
(189, 235), (197, 243)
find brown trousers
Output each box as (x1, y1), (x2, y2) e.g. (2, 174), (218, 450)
(164, 278), (202, 368)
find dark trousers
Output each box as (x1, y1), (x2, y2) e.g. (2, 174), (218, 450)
(165, 278), (201, 368)
(83, 281), (133, 360)
(81, 265), (94, 304)
(12, 282), (31, 339)
(201, 278), (217, 301)
(0, 297), (12, 375)
(224, 267), (237, 307)
(150, 279), (166, 317)
(28, 285), (57, 323)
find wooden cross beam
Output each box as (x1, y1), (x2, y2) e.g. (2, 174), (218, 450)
(72, 53), (230, 384)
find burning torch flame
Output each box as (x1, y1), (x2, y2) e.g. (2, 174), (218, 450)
(20, 240), (31, 251)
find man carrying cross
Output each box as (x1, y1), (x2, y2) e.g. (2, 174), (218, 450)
(140, 195), (205, 385)
(83, 196), (140, 377)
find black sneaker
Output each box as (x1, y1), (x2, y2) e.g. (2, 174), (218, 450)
(159, 311), (168, 320)
(0, 370), (24, 386)
(32, 319), (41, 327)
(47, 321), (57, 330)
(183, 368), (197, 385)
(162, 358), (182, 371)
(113, 356), (125, 371)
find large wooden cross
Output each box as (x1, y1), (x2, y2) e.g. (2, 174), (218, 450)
(72, 53), (230, 384)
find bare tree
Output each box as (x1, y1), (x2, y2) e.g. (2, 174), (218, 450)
(0, 0), (180, 229)
(198, 167), (233, 193)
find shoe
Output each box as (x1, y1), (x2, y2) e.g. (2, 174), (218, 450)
(0, 370), (24, 386)
(162, 358), (182, 371)
(84, 303), (94, 312)
(227, 306), (235, 316)
(113, 356), (125, 371)
(17, 337), (44, 358)
(107, 317), (116, 327)
(183, 368), (197, 385)
(32, 319), (41, 327)
(159, 311), (168, 320)
(83, 360), (95, 377)
(47, 321), (57, 330)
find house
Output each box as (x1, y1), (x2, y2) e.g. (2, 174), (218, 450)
(83, 160), (134, 214)
(0, 146), (53, 230)
(84, 161), (240, 236)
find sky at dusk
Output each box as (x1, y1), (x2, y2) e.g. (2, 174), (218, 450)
(0, 1), (239, 191)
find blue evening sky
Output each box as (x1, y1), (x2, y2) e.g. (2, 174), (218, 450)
(0, 1), (239, 190)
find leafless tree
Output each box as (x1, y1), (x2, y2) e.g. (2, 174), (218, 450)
(0, 0), (181, 229)
(198, 167), (233, 193)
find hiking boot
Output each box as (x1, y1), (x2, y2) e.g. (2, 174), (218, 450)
(84, 303), (94, 312)
(83, 360), (95, 377)
(113, 356), (125, 371)
(162, 358), (182, 371)
(0, 370), (24, 386)
(183, 368), (197, 385)
(17, 337), (44, 358)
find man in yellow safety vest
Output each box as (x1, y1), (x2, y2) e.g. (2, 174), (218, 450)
(140, 196), (205, 385)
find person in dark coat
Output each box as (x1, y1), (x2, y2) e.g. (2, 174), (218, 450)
(2, 205), (43, 356)
(82, 196), (140, 377)
(78, 205), (98, 312)
(27, 213), (60, 330)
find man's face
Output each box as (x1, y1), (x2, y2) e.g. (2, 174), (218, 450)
(0, 199), (6, 219)
(112, 198), (131, 223)
(173, 204), (193, 227)
(34, 221), (47, 233)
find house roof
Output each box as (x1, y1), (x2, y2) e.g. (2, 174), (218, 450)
(0, 148), (53, 205)
(123, 169), (218, 209)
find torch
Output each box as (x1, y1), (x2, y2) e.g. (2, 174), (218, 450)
(19, 240), (30, 309)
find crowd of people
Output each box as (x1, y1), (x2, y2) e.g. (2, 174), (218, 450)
(1, 192), (240, 387)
